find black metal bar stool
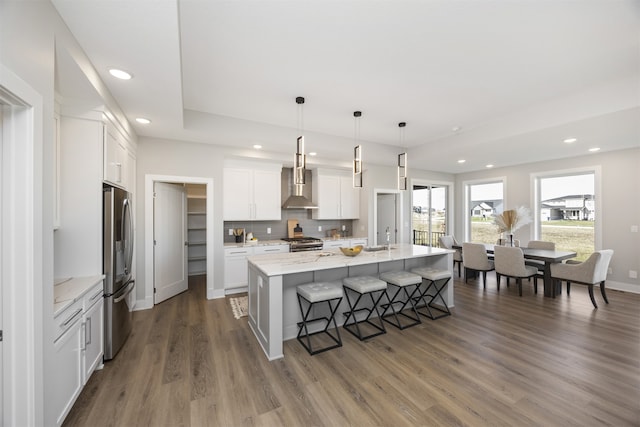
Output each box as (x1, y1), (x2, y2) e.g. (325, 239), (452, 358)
(378, 270), (422, 329)
(342, 276), (389, 340)
(411, 267), (452, 320)
(296, 282), (344, 355)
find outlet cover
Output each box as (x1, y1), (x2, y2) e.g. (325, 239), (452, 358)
(267, 227), (271, 234)
(228, 228), (233, 236)
(630, 270), (638, 279)
(631, 225), (638, 233)
(318, 226), (322, 232)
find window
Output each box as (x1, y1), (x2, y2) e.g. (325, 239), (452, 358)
(533, 170), (597, 261)
(465, 180), (504, 244)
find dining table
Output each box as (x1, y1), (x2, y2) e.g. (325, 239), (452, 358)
(454, 243), (577, 297)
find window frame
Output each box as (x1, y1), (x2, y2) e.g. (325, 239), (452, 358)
(463, 177), (507, 243)
(530, 166), (602, 250)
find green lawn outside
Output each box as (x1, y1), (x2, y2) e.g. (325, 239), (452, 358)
(471, 220), (594, 261)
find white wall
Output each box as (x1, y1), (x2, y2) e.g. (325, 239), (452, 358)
(1, 2), (136, 424)
(455, 147), (640, 292)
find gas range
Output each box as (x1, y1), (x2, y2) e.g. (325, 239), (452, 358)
(282, 237), (323, 252)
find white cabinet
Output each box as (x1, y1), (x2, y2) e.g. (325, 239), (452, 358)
(103, 120), (135, 191)
(82, 284), (104, 383)
(224, 244), (289, 290)
(52, 299), (84, 427)
(312, 168), (360, 219)
(223, 161), (282, 221)
(323, 238), (368, 250)
(224, 247), (254, 290)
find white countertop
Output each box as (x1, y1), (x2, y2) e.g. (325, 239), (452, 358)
(247, 244), (452, 276)
(224, 239), (289, 248)
(54, 275), (104, 317)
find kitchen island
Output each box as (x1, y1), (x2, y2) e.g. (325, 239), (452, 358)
(247, 244), (453, 360)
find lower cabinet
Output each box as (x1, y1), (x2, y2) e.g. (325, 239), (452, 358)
(224, 244), (290, 290)
(52, 300), (84, 427)
(323, 238), (368, 250)
(52, 280), (105, 426)
(82, 286), (104, 383)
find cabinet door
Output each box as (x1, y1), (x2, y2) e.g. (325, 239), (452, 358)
(52, 319), (83, 426)
(252, 169), (281, 220)
(323, 240), (345, 249)
(313, 174), (341, 219)
(224, 248), (253, 289)
(83, 299), (104, 384)
(340, 175), (360, 219)
(223, 168), (253, 220)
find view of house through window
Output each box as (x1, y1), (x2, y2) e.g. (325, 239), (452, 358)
(537, 173), (595, 261)
(468, 181), (504, 244)
(412, 184), (447, 247)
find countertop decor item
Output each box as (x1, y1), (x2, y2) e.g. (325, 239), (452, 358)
(340, 245), (363, 257)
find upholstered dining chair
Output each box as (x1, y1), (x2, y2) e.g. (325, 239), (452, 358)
(439, 235), (462, 277)
(550, 250), (614, 308)
(493, 246), (539, 296)
(525, 240), (555, 271)
(462, 243), (494, 288)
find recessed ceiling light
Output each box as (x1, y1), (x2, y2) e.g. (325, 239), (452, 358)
(457, 159), (466, 164)
(588, 147), (600, 152)
(135, 117), (151, 124)
(309, 152), (317, 156)
(108, 68), (133, 80)
(252, 144), (262, 149)
(563, 137), (577, 143)
(486, 164), (494, 168)
(452, 126), (462, 132)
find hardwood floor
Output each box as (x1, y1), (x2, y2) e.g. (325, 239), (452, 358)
(64, 273), (640, 426)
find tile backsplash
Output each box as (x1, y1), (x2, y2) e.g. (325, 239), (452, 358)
(224, 209), (354, 243)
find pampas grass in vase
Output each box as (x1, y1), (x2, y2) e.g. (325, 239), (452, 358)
(493, 206), (532, 245)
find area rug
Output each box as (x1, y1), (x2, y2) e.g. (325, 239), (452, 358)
(229, 296), (248, 319)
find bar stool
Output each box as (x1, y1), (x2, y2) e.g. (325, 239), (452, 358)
(378, 270), (422, 329)
(342, 276), (389, 340)
(296, 282), (344, 355)
(411, 267), (452, 320)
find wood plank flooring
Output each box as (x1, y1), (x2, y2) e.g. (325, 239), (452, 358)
(63, 273), (640, 426)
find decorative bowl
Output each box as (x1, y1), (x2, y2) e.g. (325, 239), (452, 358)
(340, 245), (363, 257)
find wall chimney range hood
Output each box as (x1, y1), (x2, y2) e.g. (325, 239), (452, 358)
(281, 168), (317, 209)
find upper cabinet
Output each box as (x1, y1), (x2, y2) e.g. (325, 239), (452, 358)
(223, 160), (282, 221)
(312, 168), (360, 219)
(103, 118), (135, 192)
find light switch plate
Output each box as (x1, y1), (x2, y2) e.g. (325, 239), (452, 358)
(630, 270), (638, 279)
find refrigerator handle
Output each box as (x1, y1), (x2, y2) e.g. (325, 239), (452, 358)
(122, 198), (134, 275)
(114, 280), (135, 304)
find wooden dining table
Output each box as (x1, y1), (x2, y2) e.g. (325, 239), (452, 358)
(455, 243), (577, 297)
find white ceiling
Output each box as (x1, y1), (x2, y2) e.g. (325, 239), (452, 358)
(52, 0), (640, 172)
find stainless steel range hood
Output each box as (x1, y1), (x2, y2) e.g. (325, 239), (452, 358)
(281, 168), (318, 209)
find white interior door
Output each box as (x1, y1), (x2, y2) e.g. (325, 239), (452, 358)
(376, 193), (397, 246)
(154, 182), (188, 304)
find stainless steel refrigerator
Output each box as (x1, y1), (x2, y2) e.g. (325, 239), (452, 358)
(103, 184), (135, 360)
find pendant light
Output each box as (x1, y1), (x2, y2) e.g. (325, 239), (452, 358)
(353, 110), (363, 188)
(294, 96), (306, 185)
(397, 122), (407, 190)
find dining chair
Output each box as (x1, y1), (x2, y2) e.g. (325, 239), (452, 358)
(524, 240), (555, 272)
(493, 246), (539, 296)
(550, 250), (614, 308)
(462, 243), (494, 288)
(439, 235), (463, 277)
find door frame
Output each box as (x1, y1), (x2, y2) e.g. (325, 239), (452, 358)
(372, 188), (403, 246)
(410, 178), (455, 245)
(1, 64), (45, 426)
(144, 175), (214, 309)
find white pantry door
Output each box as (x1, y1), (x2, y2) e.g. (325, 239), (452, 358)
(154, 182), (188, 304)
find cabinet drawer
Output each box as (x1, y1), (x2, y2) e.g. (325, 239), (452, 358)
(224, 247), (254, 257)
(254, 245), (289, 255)
(54, 298), (84, 343)
(83, 283), (104, 310)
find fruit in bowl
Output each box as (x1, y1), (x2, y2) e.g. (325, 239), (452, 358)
(340, 245), (363, 257)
